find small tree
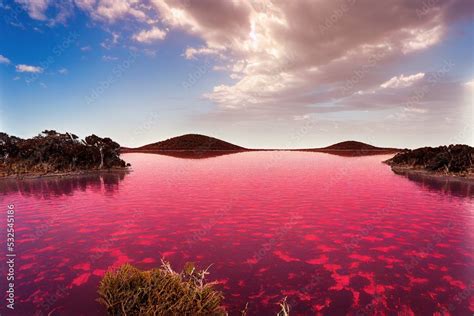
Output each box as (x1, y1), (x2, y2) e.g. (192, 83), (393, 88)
(85, 134), (106, 169)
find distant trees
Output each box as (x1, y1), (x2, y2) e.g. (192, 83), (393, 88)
(0, 130), (129, 175)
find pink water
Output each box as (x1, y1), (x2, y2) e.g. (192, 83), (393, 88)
(1, 152), (473, 315)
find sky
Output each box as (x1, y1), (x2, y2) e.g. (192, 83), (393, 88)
(0, 0), (473, 149)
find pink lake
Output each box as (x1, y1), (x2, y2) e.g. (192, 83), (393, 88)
(1, 152), (473, 315)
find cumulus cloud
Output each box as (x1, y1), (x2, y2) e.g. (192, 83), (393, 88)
(16, 0), (73, 24)
(142, 0), (471, 113)
(401, 26), (443, 54)
(75, 0), (148, 22)
(16, 64), (43, 73)
(132, 27), (166, 43)
(15, 0), (49, 20)
(184, 47), (219, 59)
(0, 54), (11, 64)
(380, 73), (425, 89)
(102, 55), (119, 62)
(14, 0), (474, 119)
(293, 114), (310, 121)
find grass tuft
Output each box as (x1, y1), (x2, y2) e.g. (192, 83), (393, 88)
(98, 260), (226, 315)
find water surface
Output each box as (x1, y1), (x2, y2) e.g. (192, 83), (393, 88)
(1, 152), (473, 315)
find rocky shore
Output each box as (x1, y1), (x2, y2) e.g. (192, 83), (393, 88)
(384, 145), (473, 178)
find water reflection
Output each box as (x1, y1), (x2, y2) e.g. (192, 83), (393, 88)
(392, 168), (473, 198)
(0, 170), (128, 198)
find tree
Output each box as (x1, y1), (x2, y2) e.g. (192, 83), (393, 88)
(85, 134), (106, 169)
(0, 131), (128, 175)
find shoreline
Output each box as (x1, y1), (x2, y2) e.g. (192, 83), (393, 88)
(121, 149), (400, 159)
(389, 165), (474, 182)
(121, 149), (250, 153)
(0, 167), (131, 180)
(121, 148), (400, 153)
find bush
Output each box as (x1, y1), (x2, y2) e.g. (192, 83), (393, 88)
(98, 261), (226, 315)
(385, 145), (473, 174)
(0, 130), (128, 175)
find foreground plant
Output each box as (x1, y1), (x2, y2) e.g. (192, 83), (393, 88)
(277, 297), (290, 316)
(98, 261), (292, 315)
(98, 260), (226, 315)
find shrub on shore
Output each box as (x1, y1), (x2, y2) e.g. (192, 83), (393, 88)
(98, 261), (226, 315)
(385, 145), (473, 175)
(0, 130), (129, 175)
(98, 261), (292, 315)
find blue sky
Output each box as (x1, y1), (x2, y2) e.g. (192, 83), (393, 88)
(0, 0), (472, 149)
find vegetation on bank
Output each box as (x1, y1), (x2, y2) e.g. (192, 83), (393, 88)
(0, 130), (129, 176)
(385, 145), (473, 176)
(98, 261), (290, 315)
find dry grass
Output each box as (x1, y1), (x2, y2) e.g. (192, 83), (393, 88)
(98, 260), (226, 315)
(277, 297), (290, 316)
(98, 260), (292, 315)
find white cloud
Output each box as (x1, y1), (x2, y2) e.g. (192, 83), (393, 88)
(402, 26), (443, 54)
(404, 107), (427, 114)
(132, 27), (166, 43)
(76, 0), (147, 22)
(74, 0), (95, 12)
(58, 68), (68, 74)
(16, 0), (73, 25)
(101, 32), (120, 49)
(293, 114), (310, 121)
(142, 0), (466, 111)
(16, 64), (43, 73)
(102, 55), (119, 62)
(465, 80), (474, 88)
(380, 73), (425, 89)
(0, 54), (11, 64)
(80, 45), (92, 51)
(184, 47), (219, 60)
(15, 0), (49, 20)
(13, 0), (473, 118)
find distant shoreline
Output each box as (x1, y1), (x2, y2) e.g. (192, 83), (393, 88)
(121, 148), (400, 158)
(121, 148), (400, 154)
(124, 134), (400, 153)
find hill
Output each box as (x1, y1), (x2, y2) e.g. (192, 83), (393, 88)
(322, 141), (382, 150)
(299, 140), (399, 154)
(121, 134), (399, 156)
(134, 134), (245, 151)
